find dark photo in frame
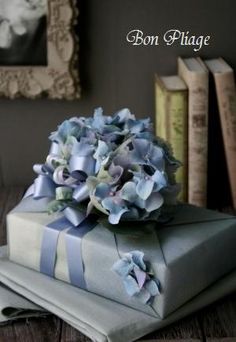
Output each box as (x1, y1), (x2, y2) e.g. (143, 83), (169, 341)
(0, 0), (47, 66)
(0, 0), (79, 99)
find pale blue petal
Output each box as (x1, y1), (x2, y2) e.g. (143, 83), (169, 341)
(94, 183), (111, 199)
(112, 108), (134, 124)
(136, 288), (151, 304)
(50, 120), (81, 143)
(130, 251), (146, 270)
(112, 259), (133, 277)
(144, 279), (160, 296)
(149, 145), (164, 169)
(134, 197), (146, 209)
(123, 275), (140, 296)
(145, 192), (164, 212)
(152, 170), (167, 191)
(128, 120), (144, 134)
(136, 178), (154, 200)
(92, 107), (105, 130)
(108, 208), (128, 224)
(121, 182), (137, 202)
(95, 160), (101, 174)
(93, 140), (109, 160)
(108, 164), (123, 184)
(102, 197), (128, 224)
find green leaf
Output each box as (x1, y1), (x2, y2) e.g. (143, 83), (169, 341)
(90, 195), (109, 215)
(47, 200), (67, 214)
(86, 176), (100, 191)
(55, 186), (73, 201)
(97, 166), (112, 183)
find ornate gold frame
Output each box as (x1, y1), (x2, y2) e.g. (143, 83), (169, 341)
(0, 0), (80, 99)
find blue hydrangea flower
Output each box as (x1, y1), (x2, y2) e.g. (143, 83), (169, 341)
(93, 183), (128, 224)
(102, 196), (129, 224)
(49, 119), (81, 144)
(112, 251), (160, 304)
(31, 107), (180, 225)
(133, 169), (167, 200)
(111, 108), (135, 124)
(130, 138), (165, 170)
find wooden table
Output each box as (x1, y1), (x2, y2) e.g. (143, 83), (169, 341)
(0, 187), (236, 342)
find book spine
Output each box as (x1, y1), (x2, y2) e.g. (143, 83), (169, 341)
(179, 63), (209, 207)
(155, 81), (188, 202)
(155, 81), (167, 140)
(214, 71), (236, 209)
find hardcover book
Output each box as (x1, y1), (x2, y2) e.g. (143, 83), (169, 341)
(155, 75), (188, 202)
(178, 57), (209, 207)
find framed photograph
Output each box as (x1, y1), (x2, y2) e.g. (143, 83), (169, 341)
(0, 0), (80, 99)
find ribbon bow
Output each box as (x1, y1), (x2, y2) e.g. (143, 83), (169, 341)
(24, 141), (99, 289)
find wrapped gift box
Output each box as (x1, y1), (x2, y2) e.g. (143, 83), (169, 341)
(7, 196), (236, 319)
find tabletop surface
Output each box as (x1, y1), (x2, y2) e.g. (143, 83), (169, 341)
(0, 186), (236, 342)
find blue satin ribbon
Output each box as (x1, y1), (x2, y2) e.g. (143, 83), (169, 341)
(34, 175), (56, 199)
(63, 207), (86, 226)
(73, 183), (90, 202)
(65, 214), (98, 288)
(40, 213), (98, 289)
(27, 140), (99, 289)
(69, 155), (95, 178)
(49, 141), (61, 155)
(40, 217), (71, 277)
(69, 140), (96, 179)
(24, 175), (55, 200)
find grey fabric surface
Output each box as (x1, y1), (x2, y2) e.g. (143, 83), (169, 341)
(7, 199), (236, 318)
(0, 284), (46, 324)
(0, 248), (46, 323)
(0, 246), (236, 342)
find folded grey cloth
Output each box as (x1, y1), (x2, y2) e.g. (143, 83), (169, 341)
(0, 248), (46, 323)
(0, 284), (47, 324)
(0, 246), (235, 342)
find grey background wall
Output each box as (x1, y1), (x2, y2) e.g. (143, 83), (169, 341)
(0, 0), (235, 186)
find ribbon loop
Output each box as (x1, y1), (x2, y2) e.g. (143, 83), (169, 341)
(33, 175), (56, 199)
(63, 207), (86, 226)
(72, 183), (90, 202)
(49, 141), (61, 156)
(69, 155), (95, 178)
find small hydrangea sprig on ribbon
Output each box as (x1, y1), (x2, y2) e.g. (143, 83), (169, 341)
(112, 251), (160, 304)
(30, 108), (181, 228)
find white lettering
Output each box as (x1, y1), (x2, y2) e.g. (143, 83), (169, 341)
(126, 29), (159, 46)
(163, 29), (181, 46)
(163, 29), (211, 51)
(126, 29), (144, 45)
(126, 28), (211, 51)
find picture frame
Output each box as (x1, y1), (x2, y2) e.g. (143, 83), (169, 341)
(0, 0), (80, 100)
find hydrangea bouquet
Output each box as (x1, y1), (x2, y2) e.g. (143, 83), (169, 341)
(33, 108), (180, 227)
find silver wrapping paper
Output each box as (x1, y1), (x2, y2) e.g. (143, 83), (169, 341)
(7, 197), (236, 318)
(0, 246), (236, 342)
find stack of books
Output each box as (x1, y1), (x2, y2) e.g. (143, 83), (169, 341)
(155, 57), (236, 209)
